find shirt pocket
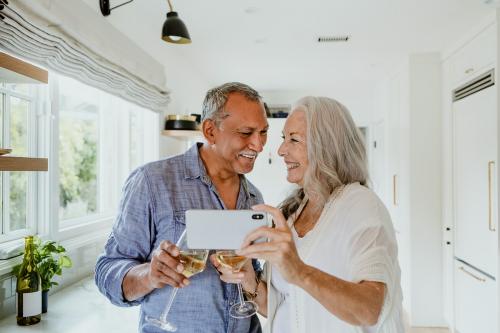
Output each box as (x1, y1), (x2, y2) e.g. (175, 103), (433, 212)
(173, 210), (186, 242)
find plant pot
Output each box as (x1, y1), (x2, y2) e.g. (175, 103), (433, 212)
(42, 290), (48, 313)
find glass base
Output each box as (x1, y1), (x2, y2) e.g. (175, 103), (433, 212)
(229, 300), (258, 319)
(144, 315), (177, 332)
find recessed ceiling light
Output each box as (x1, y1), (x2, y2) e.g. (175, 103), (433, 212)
(254, 38), (267, 44)
(244, 7), (259, 14)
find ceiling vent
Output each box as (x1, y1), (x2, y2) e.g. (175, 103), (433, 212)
(317, 35), (350, 43)
(452, 69), (495, 102)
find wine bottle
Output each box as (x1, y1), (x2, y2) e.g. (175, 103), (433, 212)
(16, 236), (41, 326)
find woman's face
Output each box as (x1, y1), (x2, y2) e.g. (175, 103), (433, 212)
(278, 110), (309, 186)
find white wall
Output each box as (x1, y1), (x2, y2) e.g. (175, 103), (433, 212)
(261, 82), (376, 126)
(373, 54), (444, 327)
(408, 54), (443, 325)
(159, 55), (211, 157)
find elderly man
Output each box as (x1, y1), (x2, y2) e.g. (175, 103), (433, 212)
(95, 82), (269, 333)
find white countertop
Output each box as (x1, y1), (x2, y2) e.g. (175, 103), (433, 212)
(0, 276), (140, 333)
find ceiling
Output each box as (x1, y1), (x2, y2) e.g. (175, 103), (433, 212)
(88, 0), (495, 91)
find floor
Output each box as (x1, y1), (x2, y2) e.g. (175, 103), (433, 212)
(0, 276), (452, 333)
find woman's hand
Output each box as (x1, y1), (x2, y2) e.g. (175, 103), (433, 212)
(237, 204), (306, 285)
(210, 254), (258, 293)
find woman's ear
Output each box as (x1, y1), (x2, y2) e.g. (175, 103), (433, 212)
(202, 119), (216, 144)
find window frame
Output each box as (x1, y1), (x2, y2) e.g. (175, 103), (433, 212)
(0, 84), (39, 243)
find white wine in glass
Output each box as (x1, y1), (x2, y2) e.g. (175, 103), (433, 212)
(179, 252), (208, 278)
(216, 252), (248, 272)
(144, 230), (209, 332)
(216, 250), (258, 319)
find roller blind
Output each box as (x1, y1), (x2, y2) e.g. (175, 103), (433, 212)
(0, 0), (170, 113)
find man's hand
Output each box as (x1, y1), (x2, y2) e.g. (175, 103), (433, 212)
(148, 240), (190, 289)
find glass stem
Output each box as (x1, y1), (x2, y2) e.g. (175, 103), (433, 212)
(237, 283), (246, 305)
(160, 287), (179, 322)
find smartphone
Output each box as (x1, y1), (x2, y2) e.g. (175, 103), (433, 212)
(185, 209), (270, 250)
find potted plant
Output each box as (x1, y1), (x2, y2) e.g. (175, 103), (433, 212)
(12, 236), (72, 313)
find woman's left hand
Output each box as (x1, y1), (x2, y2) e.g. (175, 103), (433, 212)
(237, 204), (306, 285)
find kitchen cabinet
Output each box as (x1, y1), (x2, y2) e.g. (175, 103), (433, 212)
(453, 82), (497, 276)
(454, 260), (497, 333)
(441, 21), (499, 332)
(449, 24), (496, 87)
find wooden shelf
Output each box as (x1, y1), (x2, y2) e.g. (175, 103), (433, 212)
(0, 52), (48, 84)
(0, 156), (48, 171)
(162, 130), (203, 139)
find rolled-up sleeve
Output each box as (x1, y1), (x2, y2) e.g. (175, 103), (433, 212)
(95, 167), (157, 307)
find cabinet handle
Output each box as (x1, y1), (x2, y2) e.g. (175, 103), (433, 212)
(465, 67), (474, 74)
(392, 174), (397, 206)
(488, 161), (496, 232)
(459, 266), (486, 282)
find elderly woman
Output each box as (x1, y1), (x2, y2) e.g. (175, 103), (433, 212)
(211, 96), (404, 332)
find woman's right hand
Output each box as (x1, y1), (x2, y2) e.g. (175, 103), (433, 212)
(209, 254), (258, 293)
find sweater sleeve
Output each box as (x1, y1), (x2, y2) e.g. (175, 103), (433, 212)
(346, 200), (402, 330)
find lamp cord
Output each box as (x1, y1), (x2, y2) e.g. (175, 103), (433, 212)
(167, 0), (174, 12)
(110, 0), (134, 11)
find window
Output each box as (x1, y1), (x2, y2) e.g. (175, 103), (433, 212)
(0, 72), (159, 246)
(58, 76), (100, 221)
(54, 74), (159, 230)
(0, 83), (39, 241)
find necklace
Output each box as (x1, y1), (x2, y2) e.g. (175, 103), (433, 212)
(293, 184), (346, 237)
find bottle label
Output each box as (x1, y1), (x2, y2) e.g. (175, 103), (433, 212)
(17, 291), (41, 317)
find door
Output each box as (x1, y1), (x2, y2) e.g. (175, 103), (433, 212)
(453, 85), (497, 276)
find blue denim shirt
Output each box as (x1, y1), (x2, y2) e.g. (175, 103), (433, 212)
(95, 143), (263, 333)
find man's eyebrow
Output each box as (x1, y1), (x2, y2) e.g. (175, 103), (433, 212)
(237, 126), (269, 131)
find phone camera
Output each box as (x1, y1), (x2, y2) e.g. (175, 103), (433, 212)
(252, 214), (264, 220)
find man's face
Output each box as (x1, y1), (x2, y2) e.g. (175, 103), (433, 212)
(210, 93), (268, 175)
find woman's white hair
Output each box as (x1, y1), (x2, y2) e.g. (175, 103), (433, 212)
(280, 96), (369, 219)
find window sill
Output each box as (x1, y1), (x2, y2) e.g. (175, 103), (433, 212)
(0, 216), (114, 276)
(57, 215), (114, 242)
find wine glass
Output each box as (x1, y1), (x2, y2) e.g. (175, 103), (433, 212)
(215, 250), (258, 318)
(144, 230), (209, 332)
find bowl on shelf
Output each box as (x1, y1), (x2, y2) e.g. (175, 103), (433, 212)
(0, 148), (12, 156)
(164, 115), (198, 130)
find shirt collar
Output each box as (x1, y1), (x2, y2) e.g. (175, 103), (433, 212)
(183, 142), (257, 197)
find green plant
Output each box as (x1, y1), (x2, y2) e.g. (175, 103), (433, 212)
(13, 237), (73, 291)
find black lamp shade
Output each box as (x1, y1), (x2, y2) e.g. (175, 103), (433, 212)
(162, 11), (191, 44)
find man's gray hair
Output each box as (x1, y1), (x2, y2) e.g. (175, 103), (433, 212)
(201, 82), (262, 126)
